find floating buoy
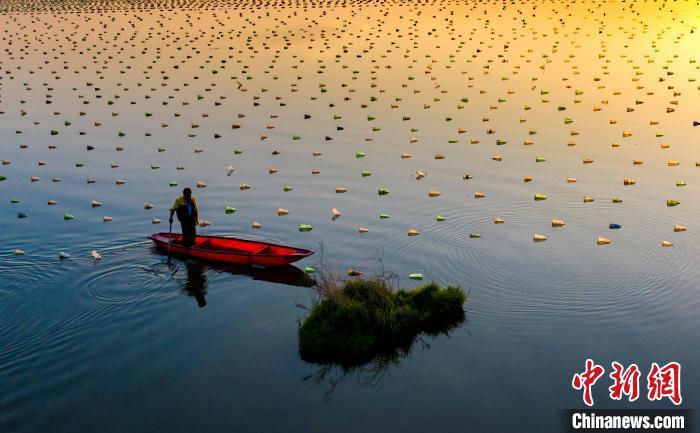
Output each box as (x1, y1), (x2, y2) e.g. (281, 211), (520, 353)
(668, 160), (679, 166)
(623, 179), (636, 185)
(115, 179), (126, 186)
(552, 219), (565, 227)
(533, 234), (547, 242)
(91, 250), (102, 260)
(277, 208), (289, 216)
(198, 220), (211, 227)
(596, 237), (611, 245)
(428, 191), (441, 197)
(331, 208), (342, 220)
(240, 183), (250, 190)
(676, 181), (686, 187)
(14, 250), (25, 256)
(474, 192), (485, 199)
(379, 213), (390, 219)
(436, 215), (446, 222)
(225, 206), (237, 214)
(103, 216), (113, 222)
(523, 176), (533, 182)
(415, 170), (426, 180)
(252, 222), (262, 229)
(661, 241), (673, 247)
(298, 224), (313, 232)
(674, 225), (687, 232)
(583, 196), (594, 203)
(469, 233), (481, 239)
(609, 223), (621, 229)
(64, 213), (74, 221)
(347, 269), (362, 277)
(567, 178), (577, 183)
(304, 266), (316, 274)
(612, 198), (623, 203)
(534, 194), (547, 201)
(283, 184), (293, 192)
(144, 203), (154, 210)
(667, 199), (680, 207)
(225, 164), (234, 176)
(378, 188), (390, 196)
(58, 252), (71, 260)
(91, 200), (102, 208)
(494, 218), (505, 224)
(335, 187), (347, 193)
(407, 229), (419, 236)
(408, 273), (424, 281)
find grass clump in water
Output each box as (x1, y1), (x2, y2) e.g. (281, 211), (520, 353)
(298, 276), (466, 366)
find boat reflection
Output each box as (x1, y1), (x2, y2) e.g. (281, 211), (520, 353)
(151, 245), (315, 307)
(202, 259), (315, 288)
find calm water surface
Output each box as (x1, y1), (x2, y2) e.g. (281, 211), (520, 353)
(1, 0), (699, 432)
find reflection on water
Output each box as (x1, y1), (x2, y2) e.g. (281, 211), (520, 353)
(203, 259), (315, 288)
(175, 258), (315, 308)
(153, 244), (316, 298)
(303, 330), (463, 400)
(181, 261), (208, 308)
(155, 242), (316, 305)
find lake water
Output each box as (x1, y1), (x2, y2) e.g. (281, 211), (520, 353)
(1, 0), (698, 432)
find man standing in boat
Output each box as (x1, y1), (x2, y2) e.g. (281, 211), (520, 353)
(169, 188), (199, 247)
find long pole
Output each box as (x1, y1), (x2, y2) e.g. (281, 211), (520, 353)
(168, 220), (172, 259)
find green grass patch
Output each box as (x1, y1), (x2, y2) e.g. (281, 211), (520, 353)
(298, 277), (466, 367)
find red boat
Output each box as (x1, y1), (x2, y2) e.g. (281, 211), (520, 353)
(148, 232), (314, 267)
